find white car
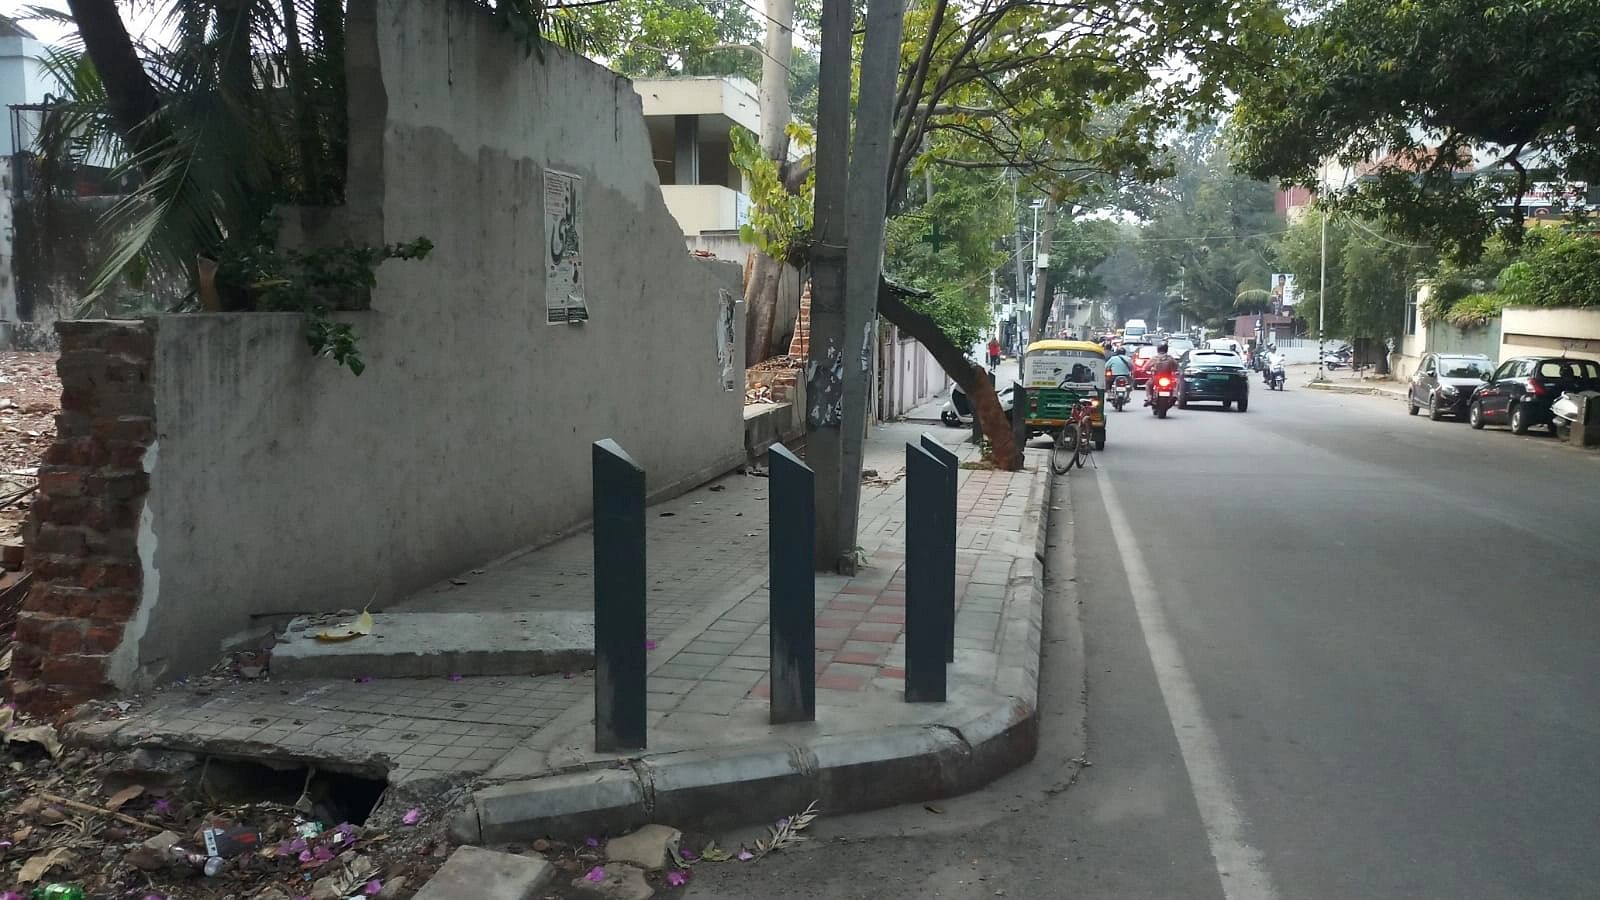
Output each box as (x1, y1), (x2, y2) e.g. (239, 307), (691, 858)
(1206, 338), (1243, 354)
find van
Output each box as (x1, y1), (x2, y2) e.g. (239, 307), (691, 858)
(1124, 319), (1148, 339)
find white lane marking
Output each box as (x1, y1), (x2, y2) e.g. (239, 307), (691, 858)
(1096, 465), (1281, 900)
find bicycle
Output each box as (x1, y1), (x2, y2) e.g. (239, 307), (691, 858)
(1051, 396), (1097, 474)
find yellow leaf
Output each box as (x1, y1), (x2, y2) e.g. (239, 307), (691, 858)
(18, 847), (74, 883)
(315, 608), (375, 642)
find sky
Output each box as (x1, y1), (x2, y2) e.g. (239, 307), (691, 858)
(2, 0), (166, 48)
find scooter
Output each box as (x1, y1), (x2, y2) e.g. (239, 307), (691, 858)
(1109, 375), (1133, 412)
(941, 382), (1016, 427)
(1150, 374), (1177, 419)
(1550, 390), (1599, 439)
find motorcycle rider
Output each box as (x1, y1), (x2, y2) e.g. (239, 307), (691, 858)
(1265, 345), (1287, 385)
(1144, 341), (1181, 406)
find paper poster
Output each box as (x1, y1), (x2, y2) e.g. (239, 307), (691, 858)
(545, 169), (588, 324)
(1025, 350), (1105, 390)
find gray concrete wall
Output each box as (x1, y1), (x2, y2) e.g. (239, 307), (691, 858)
(123, 0), (744, 685)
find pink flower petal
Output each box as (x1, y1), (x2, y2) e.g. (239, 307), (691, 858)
(313, 846), (336, 863)
(448, 673), (463, 681)
(666, 869), (689, 887)
(151, 798), (174, 815)
(298, 849), (314, 863)
(354, 675), (373, 684)
(362, 879), (383, 896)
(680, 848), (698, 861)
(584, 836), (600, 848)
(402, 808), (422, 826)
(585, 866), (607, 883)
(736, 849), (754, 861)
(645, 640), (658, 650)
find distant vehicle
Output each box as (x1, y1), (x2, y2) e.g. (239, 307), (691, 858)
(1470, 356), (1600, 433)
(1131, 344), (1162, 386)
(1408, 353), (1493, 421)
(1206, 337), (1242, 354)
(1179, 349), (1250, 411)
(1124, 318), (1149, 339)
(1165, 337), (1196, 358)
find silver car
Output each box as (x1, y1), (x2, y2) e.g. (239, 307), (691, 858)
(1408, 353), (1493, 421)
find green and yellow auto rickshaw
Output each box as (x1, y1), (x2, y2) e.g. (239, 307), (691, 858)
(1023, 339), (1107, 450)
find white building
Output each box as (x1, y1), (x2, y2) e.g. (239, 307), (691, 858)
(633, 76), (761, 238)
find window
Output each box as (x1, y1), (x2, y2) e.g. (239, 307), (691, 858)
(1439, 357), (1489, 378)
(1422, 355), (1436, 376)
(1539, 361), (1565, 379)
(1492, 360), (1522, 381)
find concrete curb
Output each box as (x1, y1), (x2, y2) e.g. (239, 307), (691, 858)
(450, 454), (1055, 842)
(1304, 380), (1407, 401)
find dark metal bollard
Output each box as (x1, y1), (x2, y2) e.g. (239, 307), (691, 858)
(1011, 381), (1029, 461)
(919, 434), (958, 663)
(905, 442), (948, 703)
(593, 439), (647, 752)
(768, 444), (816, 724)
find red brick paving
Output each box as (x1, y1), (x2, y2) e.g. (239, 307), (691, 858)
(833, 650), (885, 666)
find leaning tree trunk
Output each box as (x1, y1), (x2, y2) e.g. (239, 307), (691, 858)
(878, 279), (1023, 470)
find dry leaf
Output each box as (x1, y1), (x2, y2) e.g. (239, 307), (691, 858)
(105, 785), (144, 812)
(315, 608), (374, 642)
(0, 647), (11, 673)
(13, 825), (34, 842)
(2, 724), (62, 759)
(18, 846), (74, 883)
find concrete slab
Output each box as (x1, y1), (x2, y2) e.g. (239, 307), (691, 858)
(412, 846), (553, 900)
(271, 611), (593, 680)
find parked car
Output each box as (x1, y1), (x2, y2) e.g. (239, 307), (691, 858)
(1469, 356), (1600, 433)
(1408, 353), (1493, 421)
(1179, 349), (1250, 411)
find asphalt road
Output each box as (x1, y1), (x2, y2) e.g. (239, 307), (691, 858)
(683, 380), (1600, 900)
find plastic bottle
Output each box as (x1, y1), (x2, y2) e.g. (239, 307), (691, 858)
(30, 886), (86, 900)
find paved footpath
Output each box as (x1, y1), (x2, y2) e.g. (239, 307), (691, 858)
(70, 421), (1051, 838)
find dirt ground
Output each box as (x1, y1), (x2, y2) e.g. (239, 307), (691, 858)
(0, 351), (59, 540)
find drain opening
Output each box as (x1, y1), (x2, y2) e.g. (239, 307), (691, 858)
(200, 758), (388, 825)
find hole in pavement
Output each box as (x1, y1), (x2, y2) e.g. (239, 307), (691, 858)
(201, 758), (388, 825)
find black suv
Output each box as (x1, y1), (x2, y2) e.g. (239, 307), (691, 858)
(1469, 356), (1600, 434)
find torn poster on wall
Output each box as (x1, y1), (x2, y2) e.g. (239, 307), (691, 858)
(718, 290), (739, 391)
(545, 169), (589, 324)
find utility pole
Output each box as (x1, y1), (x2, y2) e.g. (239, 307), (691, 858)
(804, 0), (851, 569)
(1030, 198), (1056, 339)
(834, 0), (906, 573)
(741, 0), (796, 364)
(1317, 204), (1327, 382)
(1010, 173), (1026, 355)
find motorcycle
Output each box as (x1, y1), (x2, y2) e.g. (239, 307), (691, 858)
(1150, 373), (1177, 419)
(1109, 375), (1133, 411)
(942, 382), (1016, 427)
(1266, 362), (1286, 391)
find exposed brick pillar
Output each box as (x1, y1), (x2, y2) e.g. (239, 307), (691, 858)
(7, 320), (154, 714)
(787, 281), (812, 358)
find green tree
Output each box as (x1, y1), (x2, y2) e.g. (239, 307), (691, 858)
(884, 167), (1010, 352)
(1232, 0), (1600, 260)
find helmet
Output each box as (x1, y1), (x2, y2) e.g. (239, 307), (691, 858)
(1157, 342), (1169, 354)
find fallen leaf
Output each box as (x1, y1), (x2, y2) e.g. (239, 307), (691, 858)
(18, 846), (74, 883)
(106, 784), (145, 812)
(924, 804), (944, 814)
(2, 724), (62, 758)
(12, 826), (33, 843)
(315, 608), (375, 642)
(449, 578), (469, 586)
(0, 648), (10, 672)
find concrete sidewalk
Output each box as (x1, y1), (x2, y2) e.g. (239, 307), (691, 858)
(1295, 363), (1409, 401)
(68, 422), (1051, 839)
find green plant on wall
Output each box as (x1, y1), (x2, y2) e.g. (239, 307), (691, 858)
(731, 124), (814, 267)
(215, 235), (435, 375)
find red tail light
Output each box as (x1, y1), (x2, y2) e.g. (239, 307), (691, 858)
(1526, 377), (1545, 396)
(1157, 376), (1173, 388)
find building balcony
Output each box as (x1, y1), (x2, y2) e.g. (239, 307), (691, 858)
(658, 184), (751, 236)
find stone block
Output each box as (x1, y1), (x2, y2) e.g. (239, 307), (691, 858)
(412, 846), (553, 900)
(604, 824), (681, 870)
(270, 610), (594, 681)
